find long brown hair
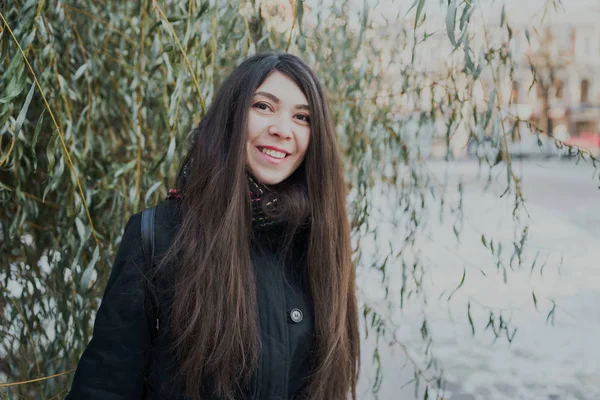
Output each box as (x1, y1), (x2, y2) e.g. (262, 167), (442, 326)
(159, 52), (359, 400)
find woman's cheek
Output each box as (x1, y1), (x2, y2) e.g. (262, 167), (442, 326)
(300, 129), (311, 153)
(247, 113), (266, 141)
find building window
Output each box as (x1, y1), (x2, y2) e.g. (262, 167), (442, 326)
(585, 36), (592, 57)
(511, 81), (520, 103)
(581, 79), (590, 103)
(555, 80), (564, 99)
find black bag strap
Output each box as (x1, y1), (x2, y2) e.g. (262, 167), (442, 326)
(141, 207), (156, 263)
(141, 207), (160, 338)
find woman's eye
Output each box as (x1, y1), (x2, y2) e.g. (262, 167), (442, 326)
(297, 114), (310, 124)
(253, 102), (270, 111)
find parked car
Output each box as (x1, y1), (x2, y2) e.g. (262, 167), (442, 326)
(564, 132), (600, 156)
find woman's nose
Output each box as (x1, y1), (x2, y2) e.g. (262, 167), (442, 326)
(268, 115), (292, 139)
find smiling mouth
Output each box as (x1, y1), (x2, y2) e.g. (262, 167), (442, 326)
(257, 147), (289, 159)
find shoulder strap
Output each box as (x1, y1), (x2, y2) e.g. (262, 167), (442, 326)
(141, 207), (160, 338)
(141, 207), (156, 263)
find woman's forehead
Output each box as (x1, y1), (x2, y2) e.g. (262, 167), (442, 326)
(255, 71), (309, 107)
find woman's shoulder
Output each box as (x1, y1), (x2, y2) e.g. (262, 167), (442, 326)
(141, 197), (183, 245)
(154, 197), (183, 224)
(120, 197), (182, 258)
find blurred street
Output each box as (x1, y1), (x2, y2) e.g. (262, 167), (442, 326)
(357, 159), (600, 400)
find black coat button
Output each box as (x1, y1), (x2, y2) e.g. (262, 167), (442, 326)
(289, 308), (303, 323)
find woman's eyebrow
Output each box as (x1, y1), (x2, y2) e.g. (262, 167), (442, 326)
(254, 91), (309, 111)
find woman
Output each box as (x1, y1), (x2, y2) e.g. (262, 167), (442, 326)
(66, 51), (360, 400)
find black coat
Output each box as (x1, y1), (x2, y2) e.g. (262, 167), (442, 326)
(65, 199), (315, 400)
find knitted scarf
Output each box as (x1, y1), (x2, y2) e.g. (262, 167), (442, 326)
(168, 173), (282, 229)
(248, 175), (282, 229)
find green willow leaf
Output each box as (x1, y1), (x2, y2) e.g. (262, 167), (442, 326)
(144, 181), (162, 206)
(73, 63), (88, 81)
(22, 0), (39, 13)
(75, 217), (86, 243)
(31, 110), (45, 172)
(445, 0), (458, 47)
(296, 0), (305, 36)
(446, 0), (472, 48)
(0, 76), (25, 104)
(80, 246), (100, 290)
(43, 156), (65, 201)
(415, 0), (426, 29)
(14, 84), (36, 139)
(485, 88), (497, 128)
(165, 136), (176, 167)
(447, 267), (466, 301)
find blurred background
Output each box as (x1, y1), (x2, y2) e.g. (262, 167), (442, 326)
(1, 0), (599, 399)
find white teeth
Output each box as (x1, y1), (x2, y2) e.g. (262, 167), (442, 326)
(260, 148), (286, 159)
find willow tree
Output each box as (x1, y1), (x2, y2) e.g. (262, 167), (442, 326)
(1, 0), (593, 399)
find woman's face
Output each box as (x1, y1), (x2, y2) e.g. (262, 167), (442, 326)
(246, 70), (311, 185)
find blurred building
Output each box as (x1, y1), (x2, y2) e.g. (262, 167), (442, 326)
(510, 23), (600, 142)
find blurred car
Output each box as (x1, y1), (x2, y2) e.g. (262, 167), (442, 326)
(564, 132), (600, 156)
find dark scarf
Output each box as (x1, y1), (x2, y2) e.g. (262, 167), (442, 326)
(171, 170), (283, 229)
(248, 175), (283, 229)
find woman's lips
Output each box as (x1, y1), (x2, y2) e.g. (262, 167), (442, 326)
(255, 146), (289, 164)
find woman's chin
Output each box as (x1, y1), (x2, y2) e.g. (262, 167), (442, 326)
(249, 169), (290, 186)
